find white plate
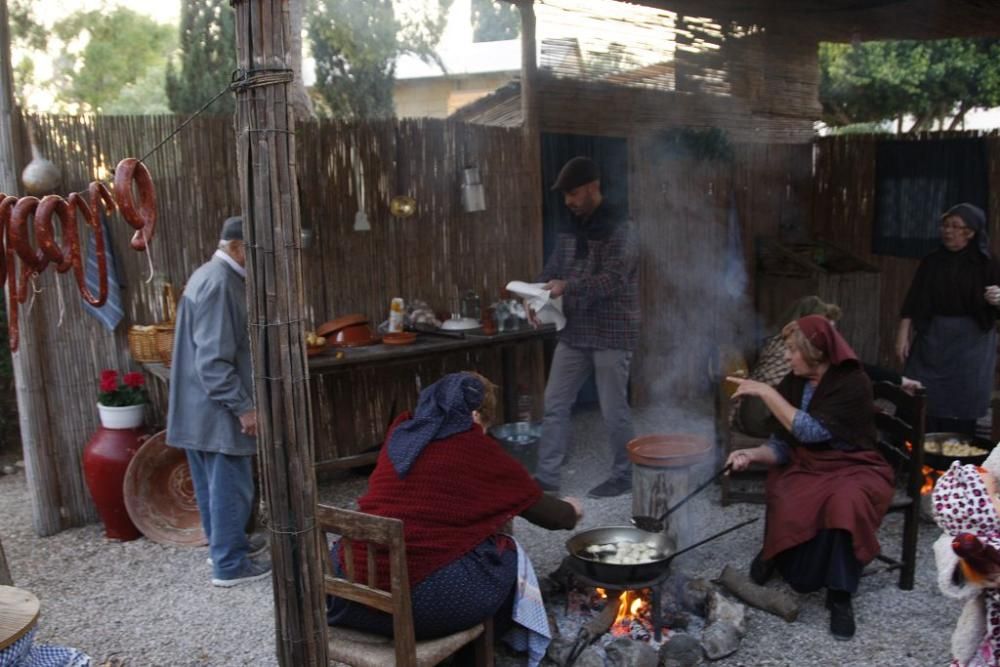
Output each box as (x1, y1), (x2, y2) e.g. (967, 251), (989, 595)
(440, 317), (481, 331)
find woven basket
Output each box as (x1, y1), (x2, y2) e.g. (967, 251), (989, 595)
(128, 326), (161, 363)
(154, 325), (175, 367)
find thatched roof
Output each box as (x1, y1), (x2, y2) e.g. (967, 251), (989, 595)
(611, 0), (1000, 41)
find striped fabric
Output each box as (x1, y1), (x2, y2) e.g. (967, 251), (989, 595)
(82, 211), (123, 331)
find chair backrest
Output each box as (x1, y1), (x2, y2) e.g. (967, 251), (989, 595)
(872, 381), (927, 496)
(317, 504), (417, 665)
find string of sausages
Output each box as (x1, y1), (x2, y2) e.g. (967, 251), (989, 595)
(0, 157), (157, 351)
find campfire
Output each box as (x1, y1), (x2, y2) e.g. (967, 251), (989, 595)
(596, 588), (655, 639)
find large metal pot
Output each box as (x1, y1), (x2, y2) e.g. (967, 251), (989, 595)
(565, 518), (758, 587)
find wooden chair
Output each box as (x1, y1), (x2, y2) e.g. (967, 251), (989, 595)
(870, 381), (927, 591)
(317, 504), (494, 667)
(714, 348), (768, 505)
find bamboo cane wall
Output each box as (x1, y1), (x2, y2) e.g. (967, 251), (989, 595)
(14, 110), (816, 530)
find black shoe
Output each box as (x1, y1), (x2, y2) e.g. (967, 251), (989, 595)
(533, 476), (560, 493)
(826, 592), (855, 640)
(749, 551), (775, 586)
(587, 476), (632, 498)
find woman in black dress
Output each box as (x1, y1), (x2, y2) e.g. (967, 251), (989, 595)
(895, 203), (1000, 436)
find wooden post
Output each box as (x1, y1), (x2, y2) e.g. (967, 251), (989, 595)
(516, 0), (543, 267)
(0, 535), (11, 585)
(231, 2), (327, 664)
(0, 0), (63, 536)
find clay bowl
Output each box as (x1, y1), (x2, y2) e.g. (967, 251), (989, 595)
(306, 345), (328, 357)
(316, 314), (369, 339)
(626, 433), (712, 468)
(382, 331), (417, 346)
(331, 322), (380, 348)
(123, 430), (207, 547)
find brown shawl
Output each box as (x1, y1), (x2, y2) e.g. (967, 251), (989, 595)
(763, 364), (894, 564)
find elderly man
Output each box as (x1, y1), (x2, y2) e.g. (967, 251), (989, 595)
(532, 156), (640, 498)
(167, 216), (269, 587)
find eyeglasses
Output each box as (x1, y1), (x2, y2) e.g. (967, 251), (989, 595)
(940, 222), (970, 232)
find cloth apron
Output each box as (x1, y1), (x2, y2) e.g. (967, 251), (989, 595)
(905, 316), (997, 420)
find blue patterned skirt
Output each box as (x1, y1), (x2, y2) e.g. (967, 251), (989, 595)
(326, 535), (518, 640)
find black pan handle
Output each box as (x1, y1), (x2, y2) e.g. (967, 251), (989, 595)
(657, 463), (733, 523)
(666, 517), (759, 562)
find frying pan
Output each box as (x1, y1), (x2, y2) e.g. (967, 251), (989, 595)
(565, 517), (758, 586)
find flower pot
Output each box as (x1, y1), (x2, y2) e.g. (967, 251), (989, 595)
(83, 426), (148, 540)
(98, 403), (146, 429)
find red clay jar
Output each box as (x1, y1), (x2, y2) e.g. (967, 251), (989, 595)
(83, 426), (147, 540)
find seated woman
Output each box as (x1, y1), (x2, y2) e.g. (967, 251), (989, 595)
(725, 315), (894, 641)
(733, 295), (920, 437)
(327, 371), (581, 649)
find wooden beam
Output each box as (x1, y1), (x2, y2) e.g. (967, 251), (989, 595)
(515, 0), (544, 269)
(231, 1), (328, 664)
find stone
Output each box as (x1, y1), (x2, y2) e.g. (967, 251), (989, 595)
(605, 636), (658, 667)
(659, 633), (703, 667)
(700, 621), (742, 660)
(574, 646), (606, 667)
(706, 591), (746, 636)
(2, 466), (14, 475)
(680, 578), (713, 616)
(545, 637), (576, 666)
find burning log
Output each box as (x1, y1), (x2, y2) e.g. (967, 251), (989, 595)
(560, 591), (622, 666)
(717, 565), (799, 622)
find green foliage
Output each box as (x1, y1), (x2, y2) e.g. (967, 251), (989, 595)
(820, 38), (1000, 131)
(48, 7), (175, 112)
(165, 0), (236, 115)
(472, 0), (519, 43)
(307, 0), (452, 119)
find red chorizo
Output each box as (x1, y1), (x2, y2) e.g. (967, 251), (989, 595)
(67, 190), (108, 307)
(9, 196), (46, 274)
(35, 194), (69, 271)
(113, 158), (156, 251)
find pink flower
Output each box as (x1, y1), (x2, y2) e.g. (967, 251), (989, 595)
(123, 372), (145, 389)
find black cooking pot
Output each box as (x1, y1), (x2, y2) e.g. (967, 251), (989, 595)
(565, 518), (758, 587)
(923, 432), (992, 470)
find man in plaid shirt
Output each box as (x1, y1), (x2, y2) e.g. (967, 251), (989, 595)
(530, 157), (640, 498)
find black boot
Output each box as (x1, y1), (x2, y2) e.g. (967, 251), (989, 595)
(749, 551), (775, 585)
(826, 590), (855, 640)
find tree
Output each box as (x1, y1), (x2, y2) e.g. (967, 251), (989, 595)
(472, 0), (519, 43)
(166, 0), (236, 115)
(307, 0), (452, 119)
(48, 8), (174, 113)
(820, 38), (1000, 132)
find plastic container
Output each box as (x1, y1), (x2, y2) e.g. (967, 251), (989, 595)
(388, 297), (405, 333)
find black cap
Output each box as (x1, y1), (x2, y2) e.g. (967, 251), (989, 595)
(220, 216), (243, 241)
(551, 156), (599, 192)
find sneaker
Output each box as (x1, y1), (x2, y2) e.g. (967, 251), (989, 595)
(533, 476), (561, 493)
(207, 533), (269, 566)
(749, 551), (776, 586)
(826, 591), (855, 640)
(587, 476), (632, 498)
(212, 558), (272, 588)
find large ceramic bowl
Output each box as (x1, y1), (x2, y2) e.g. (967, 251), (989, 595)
(123, 430), (207, 547)
(331, 322), (380, 347)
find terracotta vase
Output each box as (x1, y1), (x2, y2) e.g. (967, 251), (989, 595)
(83, 426), (147, 540)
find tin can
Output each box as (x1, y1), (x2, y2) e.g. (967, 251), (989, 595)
(388, 297), (405, 333)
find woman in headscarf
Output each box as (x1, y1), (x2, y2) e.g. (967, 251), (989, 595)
(327, 372), (581, 655)
(725, 315), (894, 640)
(896, 203), (1000, 436)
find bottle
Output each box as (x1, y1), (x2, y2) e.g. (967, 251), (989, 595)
(388, 298), (405, 333)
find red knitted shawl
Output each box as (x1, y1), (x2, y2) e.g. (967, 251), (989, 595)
(344, 413), (542, 587)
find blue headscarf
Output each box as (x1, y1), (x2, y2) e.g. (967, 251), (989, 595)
(942, 202), (990, 258)
(387, 373), (485, 477)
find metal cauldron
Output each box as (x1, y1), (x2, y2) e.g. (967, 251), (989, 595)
(489, 421), (541, 473)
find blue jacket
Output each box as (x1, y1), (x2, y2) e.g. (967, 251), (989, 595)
(166, 255), (255, 455)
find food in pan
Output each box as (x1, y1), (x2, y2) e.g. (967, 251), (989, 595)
(925, 438), (988, 457)
(580, 540), (663, 564)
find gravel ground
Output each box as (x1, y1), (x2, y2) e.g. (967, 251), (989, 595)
(2, 403), (962, 666)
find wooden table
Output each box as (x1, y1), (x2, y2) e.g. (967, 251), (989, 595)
(0, 585), (39, 651)
(308, 324), (556, 471)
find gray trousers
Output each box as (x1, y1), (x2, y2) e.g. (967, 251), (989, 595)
(535, 341), (635, 487)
